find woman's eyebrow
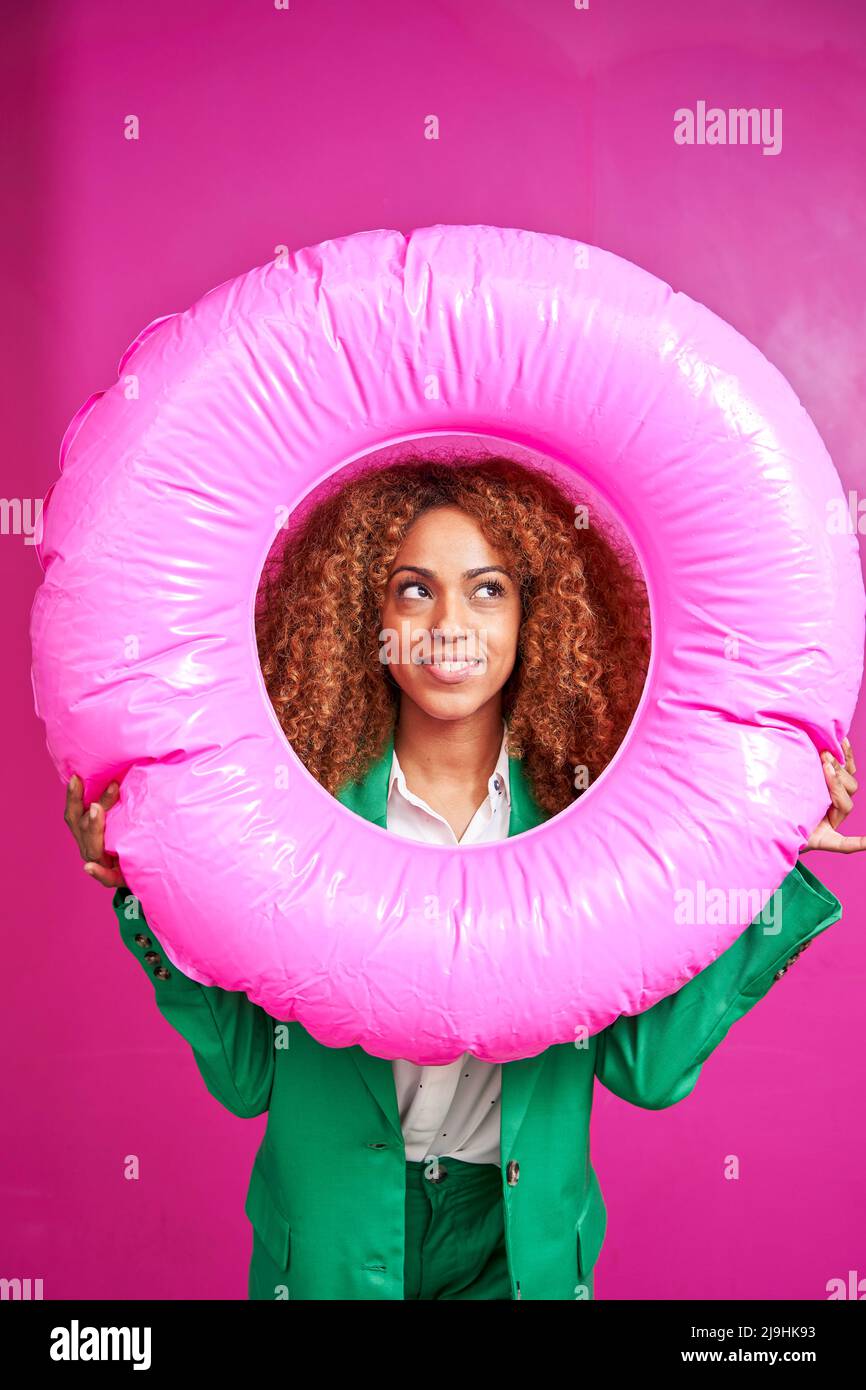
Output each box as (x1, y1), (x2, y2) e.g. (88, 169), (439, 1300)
(390, 564), (511, 580)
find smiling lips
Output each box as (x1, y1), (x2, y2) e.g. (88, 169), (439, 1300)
(419, 657), (485, 685)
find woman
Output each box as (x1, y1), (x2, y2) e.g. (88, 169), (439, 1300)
(64, 455), (861, 1300)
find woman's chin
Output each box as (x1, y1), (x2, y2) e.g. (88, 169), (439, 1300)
(400, 682), (500, 722)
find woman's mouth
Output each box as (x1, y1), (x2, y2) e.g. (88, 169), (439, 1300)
(418, 657), (485, 685)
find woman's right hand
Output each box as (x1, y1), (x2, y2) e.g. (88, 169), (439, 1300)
(64, 775), (127, 889)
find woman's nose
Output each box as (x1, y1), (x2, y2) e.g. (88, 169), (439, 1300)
(428, 606), (483, 660)
(429, 588), (466, 633)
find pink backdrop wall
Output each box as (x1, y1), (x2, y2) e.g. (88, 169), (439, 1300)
(3, 0), (864, 1299)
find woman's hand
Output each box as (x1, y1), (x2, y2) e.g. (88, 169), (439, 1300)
(64, 774), (127, 888)
(803, 737), (864, 853)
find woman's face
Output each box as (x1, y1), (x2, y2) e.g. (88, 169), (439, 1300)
(379, 504), (522, 721)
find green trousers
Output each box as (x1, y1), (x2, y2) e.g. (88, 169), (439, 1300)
(404, 1155), (594, 1301)
(404, 1156), (512, 1300)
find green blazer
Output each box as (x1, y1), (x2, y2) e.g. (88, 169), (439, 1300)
(112, 728), (843, 1300)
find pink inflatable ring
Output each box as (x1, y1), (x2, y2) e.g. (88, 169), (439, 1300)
(30, 224), (864, 1063)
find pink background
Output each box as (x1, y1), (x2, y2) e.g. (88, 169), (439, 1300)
(3, 0), (865, 1299)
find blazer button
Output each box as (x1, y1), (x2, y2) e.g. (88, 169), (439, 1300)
(133, 934), (152, 948)
(143, 950), (160, 964)
(424, 1163), (448, 1182)
(506, 1160), (520, 1186)
(153, 965), (172, 981)
(773, 967), (787, 980)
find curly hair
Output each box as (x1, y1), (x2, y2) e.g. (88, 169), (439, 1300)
(255, 452), (651, 816)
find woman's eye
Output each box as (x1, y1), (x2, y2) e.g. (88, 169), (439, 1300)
(474, 579), (506, 598)
(397, 580), (431, 599)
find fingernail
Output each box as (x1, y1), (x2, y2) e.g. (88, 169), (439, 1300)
(89, 804), (98, 819)
(843, 737), (851, 749)
(83, 862), (95, 874)
(107, 782), (118, 795)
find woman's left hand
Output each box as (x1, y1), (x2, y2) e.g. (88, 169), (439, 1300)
(802, 736), (865, 853)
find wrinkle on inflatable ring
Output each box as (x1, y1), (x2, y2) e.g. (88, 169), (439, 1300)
(30, 225), (864, 1063)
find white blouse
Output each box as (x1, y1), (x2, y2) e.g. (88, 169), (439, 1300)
(387, 719), (510, 1166)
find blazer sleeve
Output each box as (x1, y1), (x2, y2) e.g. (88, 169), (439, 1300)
(112, 887), (276, 1119)
(594, 859), (842, 1110)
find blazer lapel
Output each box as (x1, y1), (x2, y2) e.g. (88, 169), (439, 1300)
(499, 751), (551, 1162)
(334, 725), (553, 1158)
(506, 751), (550, 836)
